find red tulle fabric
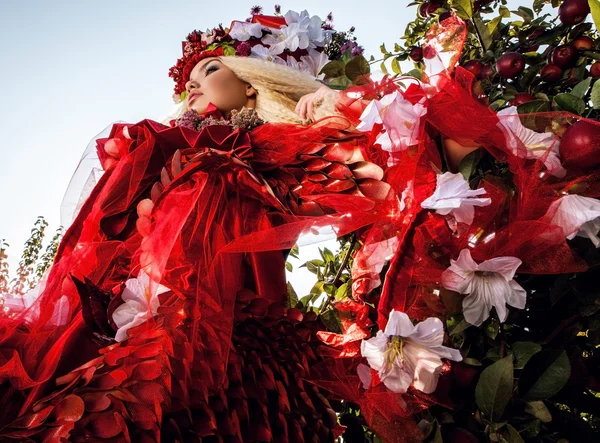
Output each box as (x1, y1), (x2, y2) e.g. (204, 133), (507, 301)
(2, 13), (600, 442)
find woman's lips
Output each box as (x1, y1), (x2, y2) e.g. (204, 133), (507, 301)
(188, 92), (202, 105)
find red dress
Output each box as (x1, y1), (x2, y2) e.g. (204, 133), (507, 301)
(0, 116), (389, 442)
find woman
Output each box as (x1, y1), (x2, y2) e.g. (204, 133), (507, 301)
(1, 8), (591, 443)
(0, 9), (408, 442)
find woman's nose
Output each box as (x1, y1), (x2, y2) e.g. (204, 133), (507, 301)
(185, 80), (200, 92)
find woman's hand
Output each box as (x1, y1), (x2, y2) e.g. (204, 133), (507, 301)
(295, 84), (340, 121)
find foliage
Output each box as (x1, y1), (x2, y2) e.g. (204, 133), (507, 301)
(298, 1), (600, 441)
(1, 217), (63, 296)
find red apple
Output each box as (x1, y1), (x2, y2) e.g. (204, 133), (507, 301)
(558, 0), (590, 26)
(480, 63), (494, 80)
(560, 120), (600, 171)
(495, 52), (526, 78)
(439, 11), (452, 22)
(510, 93), (535, 106)
(419, 1), (441, 18)
(573, 35), (594, 50)
(463, 59), (483, 78)
(540, 64), (563, 82)
(550, 44), (579, 69)
(590, 62), (600, 78)
(410, 47), (424, 62)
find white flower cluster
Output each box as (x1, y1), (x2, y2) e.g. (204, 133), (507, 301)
(229, 9), (333, 78)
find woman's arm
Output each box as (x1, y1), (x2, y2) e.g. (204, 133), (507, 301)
(295, 87), (482, 171)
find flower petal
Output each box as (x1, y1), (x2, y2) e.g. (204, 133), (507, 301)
(384, 310), (416, 337)
(478, 256), (522, 281)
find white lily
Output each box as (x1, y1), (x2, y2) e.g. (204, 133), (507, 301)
(112, 271), (170, 341)
(250, 45), (286, 64)
(299, 48), (331, 79)
(229, 22), (264, 41)
(497, 106), (566, 178)
(284, 9), (326, 47)
(262, 23), (304, 55)
(421, 172), (492, 225)
(544, 194), (600, 247)
(360, 310), (462, 394)
(442, 249), (526, 326)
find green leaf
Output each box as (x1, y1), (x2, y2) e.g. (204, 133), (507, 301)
(474, 16), (492, 51)
(553, 93), (586, 115)
(285, 282), (298, 308)
(380, 43), (388, 55)
(320, 308), (342, 333)
(380, 61), (389, 75)
(335, 282), (351, 300)
(519, 349), (571, 401)
(511, 6), (534, 24)
(571, 77), (592, 99)
(524, 401), (553, 423)
(322, 247), (335, 263)
(512, 341), (542, 370)
(451, 0), (473, 19)
(406, 68), (423, 80)
(502, 424), (525, 443)
(475, 355), (514, 422)
(499, 5), (511, 17)
(320, 60), (345, 79)
(222, 45), (236, 56)
(391, 57), (401, 75)
(345, 55), (370, 81)
(285, 261), (293, 272)
(488, 16), (503, 37)
(458, 148), (482, 181)
(589, 0), (600, 32)
(591, 79), (600, 109)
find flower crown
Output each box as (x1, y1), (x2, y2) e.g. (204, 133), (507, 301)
(168, 6), (361, 103)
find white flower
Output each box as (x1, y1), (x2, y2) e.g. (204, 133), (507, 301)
(421, 172), (492, 225)
(250, 44), (285, 64)
(442, 249), (526, 326)
(544, 194), (600, 247)
(497, 106), (566, 178)
(284, 9), (326, 47)
(112, 271), (170, 341)
(298, 48), (330, 78)
(360, 310), (462, 394)
(357, 92), (427, 161)
(229, 21), (264, 41)
(262, 23), (305, 55)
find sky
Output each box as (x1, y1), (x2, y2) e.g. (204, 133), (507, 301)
(0, 0), (524, 295)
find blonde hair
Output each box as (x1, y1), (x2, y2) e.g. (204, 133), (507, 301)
(174, 56), (342, 124)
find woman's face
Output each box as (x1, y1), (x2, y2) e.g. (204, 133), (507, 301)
(185, 57), (255, 115)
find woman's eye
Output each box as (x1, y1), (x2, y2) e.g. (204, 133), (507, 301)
(205, 65), (218, 75)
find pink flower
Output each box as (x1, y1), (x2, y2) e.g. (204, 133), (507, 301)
(442, 249), (526, 326)
(360, 310), (462, 394)
(421, 172), (491, 225)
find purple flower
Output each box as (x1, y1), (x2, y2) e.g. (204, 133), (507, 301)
(250, 5), (263, 15)
(352, 45), (364, 56)
(340, 41), (355, 55)
(274, 4), (281, 14)
(236, 41), (252, 57)
(327, 12), (334, 21)
(349, 26), (356, 33)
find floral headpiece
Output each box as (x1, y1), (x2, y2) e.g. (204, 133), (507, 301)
(168, 5), (361, 103)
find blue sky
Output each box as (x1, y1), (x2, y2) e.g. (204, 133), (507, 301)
(0, 0), (525, 288)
